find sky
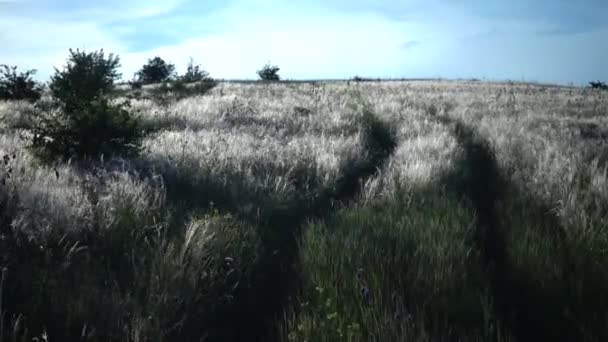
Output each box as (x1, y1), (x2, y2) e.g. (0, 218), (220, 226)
(0, 0), (606, 85)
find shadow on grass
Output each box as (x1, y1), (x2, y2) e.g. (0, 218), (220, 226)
(439, 116), (607, 341)
(147, 110), (397, 341)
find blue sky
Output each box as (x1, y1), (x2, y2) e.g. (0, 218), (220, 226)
(1, 0), (606, 84)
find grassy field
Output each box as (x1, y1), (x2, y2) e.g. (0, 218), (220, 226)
(0, 80), (607, 341)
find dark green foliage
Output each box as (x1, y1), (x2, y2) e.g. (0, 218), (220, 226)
(0, 65), (43, 102)
(589, 81), (608, 90)
(351, 76), (379, 82)
(136, 57), (176, 85)
(150, 78), (217, 104)
(181, 57), (211, 83)
(257, 63), (280, 81)
(129, 78), (143, 90)
(49, 49), (121, 112)
(30, 98), (142, 161)
(31, 49), (141, 161)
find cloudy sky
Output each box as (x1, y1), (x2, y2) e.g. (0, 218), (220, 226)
(1, 0), (606, 84)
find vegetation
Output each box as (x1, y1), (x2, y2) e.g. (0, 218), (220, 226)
(257, 62), (280, 81)
(31, 49), (141, 161)
(589, 80), (608, 90)
(0, 65), (43, 102)
(136, 56), (176, 85)
(1, 75), (607, 341)
(49, 49), (121, 111)
(181, 57), (211, 83)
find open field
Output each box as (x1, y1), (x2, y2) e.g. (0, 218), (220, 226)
(1, 80), (608, 341)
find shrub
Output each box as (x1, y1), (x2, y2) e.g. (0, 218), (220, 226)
(589, 81), (608, 90)
(30, 98), (142, 160)
(31, 49), (141, 161)
(129, 78), (143, 90)
(136, 57), (176, 85)
(0, 65), (43, 102)
(150, 78), (217, 104)
(257, 63), (280, 81)
(181, 58), (211, 83)
(49, 49), (121, 112)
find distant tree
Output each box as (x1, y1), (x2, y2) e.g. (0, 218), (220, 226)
(181, 57), (210, 83)
(0, 65), (43, 102)
(257, 62), (280, 81)
(49, 48), (121, 111)
(135, 57), (176, 84)
(589, 81), (608, 90)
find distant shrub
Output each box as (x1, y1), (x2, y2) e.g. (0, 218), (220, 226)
(589, 81), (608, 90)
(30, 98), (141, 160)
(49, 49), (121, 112)
(150, 78), (217, 103)
(136, 57), (176, 85)
(351, 76), (377, 82)
(0, 65), (43, 102)
(129, 78), (143, 90)
(31, 49), (141, 161)
(170, 78), (188, 95)
(181, 58), (211, 83)
(257, 63), (280, 81)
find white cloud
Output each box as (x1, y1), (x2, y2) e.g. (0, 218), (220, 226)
(2, 0), (604, 83)
(1, 1), (419, 81)
(116, 11), (414, 79)
(0, 0), (185, 79)
(0, 18), (124, 78)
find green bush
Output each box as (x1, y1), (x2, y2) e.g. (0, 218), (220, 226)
(129, 78), (143, 90)
(49, 49), (121, 112)
(150, 78), (217, 104)
(0, 65), (43, 102)
(136, 57), (176, 85)
(30, 98), (142, 161)
(181, 58), (211, 83)
(257, 63), (280, 81)
(31, 49), (141, 161)
(589, 81), (608, 90)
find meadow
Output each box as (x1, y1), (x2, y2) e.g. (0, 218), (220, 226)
(0, 80), (607, 341)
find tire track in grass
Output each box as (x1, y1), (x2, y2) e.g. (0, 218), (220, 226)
(156, 109), (396, 341)
(437, 115), (583, 341)
(228, 110), (397, 342)
(439, 118), (510, 314)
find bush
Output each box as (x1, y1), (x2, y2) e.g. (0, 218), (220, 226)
(181, 58), (211, 83)
(129, 78), (143, 90)
(30, 98), (142, 160)
(257, 63), (280, 81)
(0, 65), (43, 102)
(150, 78), (217, 104)
(589, 81), (608, 90)
(49, 49), (121, 112)
(31, 49), (141, 161)
(136, 57), (176, 85)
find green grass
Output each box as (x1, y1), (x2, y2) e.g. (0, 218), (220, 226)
(497, 190), (608, 341)
(283, 190), (508, 342)
(1, 80), (608, 341)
